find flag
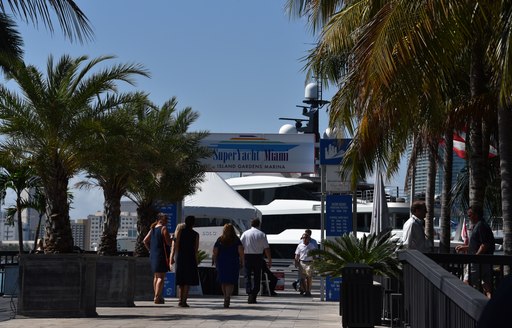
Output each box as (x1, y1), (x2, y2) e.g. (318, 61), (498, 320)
(461, 217), (468, 245)
(452, 131), (498, 159)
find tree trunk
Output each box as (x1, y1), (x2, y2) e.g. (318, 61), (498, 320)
(16, 195), (24, 255)
(98, 185), (124, 255)
(133, 202), (158, 257)
(468, 38), (488, 209)
(425, 145), (437, 249)
(440, 130), (453, 253)
(499, 105), (512, 263)
(43, 171), (73, 253)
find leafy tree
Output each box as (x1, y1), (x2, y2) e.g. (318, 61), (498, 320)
(0, 54), (149, 253)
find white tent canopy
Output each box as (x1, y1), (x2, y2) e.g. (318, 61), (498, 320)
(184, 172), (261, 233)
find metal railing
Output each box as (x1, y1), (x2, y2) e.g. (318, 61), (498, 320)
(398, 250), (489, 328)
(425, 253), (512, 294)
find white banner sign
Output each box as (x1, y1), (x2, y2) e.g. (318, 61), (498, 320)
(200, 133), (315, 173)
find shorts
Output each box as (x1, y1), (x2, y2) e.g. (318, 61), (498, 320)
(299, 261), (313, 278)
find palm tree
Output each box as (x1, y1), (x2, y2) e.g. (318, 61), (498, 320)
(0, 152), (41, 254)
(77, 93), (155, 255)
(127, 98), (210, 256)
(310, 230), (401, 279)
(286, 1), (512, 255)
(0, 54), (149, 253)
(25, 187), (48, 252)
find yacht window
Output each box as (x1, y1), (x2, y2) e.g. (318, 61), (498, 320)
(262, 213), (320, 235)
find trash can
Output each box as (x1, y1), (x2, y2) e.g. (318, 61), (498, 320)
(341, 263), (382, 328)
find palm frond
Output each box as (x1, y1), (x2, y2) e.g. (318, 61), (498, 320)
(311, 230), (400, 278)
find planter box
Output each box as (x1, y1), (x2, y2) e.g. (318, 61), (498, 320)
(96, 256), (135, 307)
(18, 254), (97, 318)
(134, 257), (154, 301)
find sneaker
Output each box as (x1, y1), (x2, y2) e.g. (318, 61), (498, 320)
(304, 291), (312, 297)
(270, 291), (278, 296)
(292, 281), (298, 291)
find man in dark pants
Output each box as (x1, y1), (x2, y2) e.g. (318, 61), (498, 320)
(240, 219), (272, 304)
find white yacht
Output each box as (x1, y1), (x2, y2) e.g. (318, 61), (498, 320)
(225, 174), (411, 259)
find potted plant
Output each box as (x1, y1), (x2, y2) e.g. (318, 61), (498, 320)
(310, 229), (401, 279)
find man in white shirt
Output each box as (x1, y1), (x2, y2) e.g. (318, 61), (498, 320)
(402, 200), (430, 252)
(240, 218), (271, 304)
(292, 229), (318, 293)
(294, 233), (316, 297)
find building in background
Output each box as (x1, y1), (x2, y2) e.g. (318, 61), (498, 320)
(407, 144), (466, 199)
(71, 219), (87, 250)
(86, 201), (138, 251)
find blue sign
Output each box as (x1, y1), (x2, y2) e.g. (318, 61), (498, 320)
(320, 139), (351, 165)
(163, 272), (176, 297)
(326, 195), (352, 236)
(325, 276), (342, 301)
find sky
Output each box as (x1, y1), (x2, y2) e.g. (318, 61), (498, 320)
(2, 1), (406, 219)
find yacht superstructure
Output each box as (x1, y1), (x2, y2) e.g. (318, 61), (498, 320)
(226, 174), (411, 259)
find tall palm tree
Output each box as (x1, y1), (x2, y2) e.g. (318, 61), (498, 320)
(286, 1), (512, 255)
(0, 54), (149, 253)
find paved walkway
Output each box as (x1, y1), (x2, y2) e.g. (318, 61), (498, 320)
(0, 292), (344, 328)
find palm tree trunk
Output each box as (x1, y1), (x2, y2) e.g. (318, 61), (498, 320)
(499, 105), (512, 265)
(468, 38), (489, 209)
(16, 195), (23, 255)
(134, 202), (158, 257)
(440, 130), (453, 253)
(43, 173), (73, 253)
(98, 187), (124, 255)
(425, 145), (437, 248)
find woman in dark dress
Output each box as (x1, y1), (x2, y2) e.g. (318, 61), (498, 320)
(212, 223), (244, 308)
(170, 215), (199, 307)
(143, 213), (172, 304)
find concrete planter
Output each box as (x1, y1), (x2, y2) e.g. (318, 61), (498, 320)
(18, 254), (97, 318)
(134, 257), (154, 301)
(95, 256), (135, 307)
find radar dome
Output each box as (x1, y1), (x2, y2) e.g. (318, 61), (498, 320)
(279, 124), (298, 134)
(305, 82), (318, 100)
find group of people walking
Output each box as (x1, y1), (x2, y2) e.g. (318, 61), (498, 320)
(144, 215), (277, 308)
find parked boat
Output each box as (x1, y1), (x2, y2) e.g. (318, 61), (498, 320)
(226, 174), (411, 259)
